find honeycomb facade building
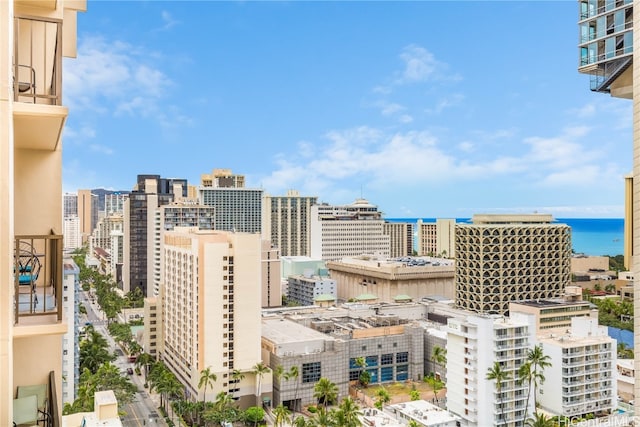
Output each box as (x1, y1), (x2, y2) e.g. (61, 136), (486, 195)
(455, 214), (572, 315)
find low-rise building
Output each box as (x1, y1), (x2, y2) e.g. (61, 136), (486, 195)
(287, 273), (336, 306)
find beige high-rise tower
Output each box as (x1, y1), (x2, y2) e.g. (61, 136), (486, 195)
(0, 0), (85, 424)
(577, 0), (640, 413)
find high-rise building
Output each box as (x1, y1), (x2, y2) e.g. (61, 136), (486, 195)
(123, 175), (187, 296)
(383, 221), (414, 258)
(104, 192), (128, 216)
(446, 314), (534, 427)
(90, 214), (123, 254)
(261, 240), (282, 308)
(199, 169), (263, 233)
(160, 228), (266, 408)
(62, 259), (81, 404)
(63, 215), (81, 251)
(77, 189), (99, 244)
(576, 1), (639, 410)
(416, 218), (456, 258)
(1, 1), (85, 424)
(63, 192), (78, 217)
(310, 199), (391, 261)
(262, 190), (318, 257)
(455, 214), (572, 315)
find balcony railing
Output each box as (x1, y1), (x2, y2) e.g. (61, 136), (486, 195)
(13, 16), (62, 105)
(14, 234), (63, 324)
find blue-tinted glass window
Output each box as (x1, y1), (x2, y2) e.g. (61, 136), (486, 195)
(396, 365), (408, 381)
(366, 355), (378, 367)
(381, 367), (393, 382)
(302, 362), (321, 383)
(367, 368), (379, 383)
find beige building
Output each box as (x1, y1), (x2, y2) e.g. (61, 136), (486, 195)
(508, 286), (596, 332)
(261, 240), (282, 308)
(160, 228), (269, 408)
(326, 255), (455, 302)
(455, 214), (572, 315)
(1, 0), (85, 425)
(310, 199), (390, 261)
(416, 218), (455, 258)
(77, 189), (98, 245)
(383, 221), (414, 258)
(262, 190), (318, 257)
(201, 168), (245, 188)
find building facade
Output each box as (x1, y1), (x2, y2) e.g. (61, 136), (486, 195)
(455, 214), (572, 315)
(287, 273), (337, 306)
(62, 259), (81, 405)
(327, 255), (455, 303)
(1, 1), (85, 423)
(161, 228), (266, 408)
(537, 317), (617, 418)
(446, 314), (534, 427)
(261, 240), (282, 308)
(123, 175), (187, 296)
(416, 219), (456, 258)
(262, 190), (318, 257)
(383, 221), (414, 258)
(310, 199), (390, 261)
(77, 189), (99, 245)
(63, 215), (81, 250)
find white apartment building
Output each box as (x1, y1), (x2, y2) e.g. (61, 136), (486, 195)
(310, 199), (390, 261)
(287, 272), (337, 306)
(104, 192), (128, 216)
(536, 317), (616, 418)
(161, 228), (268, 408)
(447, 314), (533, 427)
(89, 213), (123, 254)
(62, 259), (80, 405)
(63, 215), (81, 250)
(262, 190), (318, 257)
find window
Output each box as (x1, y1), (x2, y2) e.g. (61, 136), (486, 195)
(302, 362), (321, 383)
(396, 365), (408, 381)
(396, 352), (408, 363)
(381, 367), (393, 382)
(381, 354), (393, 365)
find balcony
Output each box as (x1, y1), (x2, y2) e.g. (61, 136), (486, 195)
(13, 16), (67, 152)
(14, 234), (63, 328)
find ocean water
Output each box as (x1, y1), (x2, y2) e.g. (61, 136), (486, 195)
(387, 217), (624, 257)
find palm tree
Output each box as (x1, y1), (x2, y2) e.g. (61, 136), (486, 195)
(287, 365), (300, 412)
(313, 377), (338, 408)
(408, 421), (420, 427)
(527, 345), (551, 414)
(375, 387), (391, 411)
(486, 361), (511, 426)
(231, 369), (246, 400)
(525, 412), (554, 427)
(199, 366), (218, 404)
(335, 396), (361, 427)
(252, 362), (270, 406)
(135, 352), (154, 384)
(273, 403), (292, 427)
(292, 415), (309, 427)
(308, 405), (333, 427)
(431, 345), (447, 377)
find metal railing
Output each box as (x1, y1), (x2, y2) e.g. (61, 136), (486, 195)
(14, 234), (63, 324)
(13, 16), (62, 105)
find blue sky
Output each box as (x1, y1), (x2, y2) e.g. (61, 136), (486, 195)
(62, 1), (632, 218)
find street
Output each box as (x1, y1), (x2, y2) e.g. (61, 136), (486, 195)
(81, 291), (168, 427)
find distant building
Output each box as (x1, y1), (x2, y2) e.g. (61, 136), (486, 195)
(310, 199), (390, 261)
(287, 272), (336, 306)
(199, 169), (262, 233)
(143, 297), (160, 358)
(416, 218), (455, 258)
(536, 317), (617, 418)
(64, 192), (78, 217)
(104, 192), (128, 216)
(62, 259), (81, 404)
(161, 228), (267, 408)
(123, 174), (188, 296)
(384, 221), (414, 258)
(326, 255), (455, 303)
(89, 213), (123, 255)
(455, 214), (572, 315)
(262, 190), (318, 257)
(78, 189), (99, 244)
(63, 215), (81, 250)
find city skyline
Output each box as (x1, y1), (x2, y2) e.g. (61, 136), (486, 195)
(62, 1), (631, 218)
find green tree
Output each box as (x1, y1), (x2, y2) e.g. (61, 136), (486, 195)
(274, 403), (292, 427)
(244, 406), (265, 427)
(199, 366), (218, 404)
(231, 368), (246, 400)
(526, 412), (555, 427)
(293, 415), (309, 427)
(424, 374), (444, 404)
(64, 363), (137, 414)
(252, 362), (270, 407)
(135, 352), (154, 384)
(334, 396), (361, 427)
(374, 387), (391, 411)
(313, 377), (338, 408)
(430, 345), (447, 376)
(286, 365), (300, 412)
(526, 345), (551, 415)
(409, 389), (420, 401)
(79, 328), (115, 374)
(486, 361), (511, 426)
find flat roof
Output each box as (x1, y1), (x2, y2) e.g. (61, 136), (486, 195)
(262, 317), (333, 344)
(512, 299), (592, 308)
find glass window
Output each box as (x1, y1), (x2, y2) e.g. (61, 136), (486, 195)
(396, 365), (409, 381)
(349, 358), (360, 370)
(381, 367), (393, 382)
(349, 370), (360, 381)
(302, 362), (321, 383)
(366, 355), (379, 367)
(396, 352), (409, 364)
(381, 354), (393, 365)
(367, 368), (379, 383)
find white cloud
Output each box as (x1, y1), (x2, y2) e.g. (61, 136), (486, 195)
(89, 144), (114, 155)
(396, 44), (461, 85)
(158, 11), (180, 31)
(425, 93), (465, 114)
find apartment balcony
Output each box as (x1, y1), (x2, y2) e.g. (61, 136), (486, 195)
(13, 234), (64, 332)
(13, 370), (60, 427)
(13, 15), (67, 152)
